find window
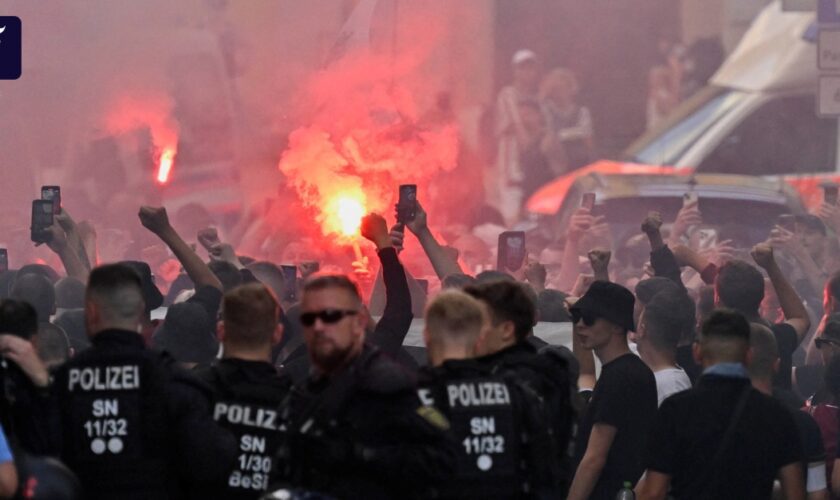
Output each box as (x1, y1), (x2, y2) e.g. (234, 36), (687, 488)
(629, 87), (744, 166)
(697, 95), (837, 175)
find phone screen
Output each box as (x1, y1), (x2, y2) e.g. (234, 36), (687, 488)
(497, 231), (526, 272)
(581, 192), (595, 211)
(281, 265), (298, 302)
(31, 200), (55, 243)
(32, 200), (54, 227)
(41, 185), (61, 213)
(777, 214), (796, 232)
(683, 192), (698, 207)
(397, 184), (418, 223)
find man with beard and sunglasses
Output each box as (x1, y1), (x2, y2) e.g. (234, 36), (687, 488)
(269, 273), (454, 499)
(567, 281), (657, 500)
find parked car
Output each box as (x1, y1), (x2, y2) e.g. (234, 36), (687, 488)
(529, 166), (806, 248)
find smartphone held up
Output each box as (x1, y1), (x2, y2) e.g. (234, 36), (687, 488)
(41, 185), (61, 214)
(497, 231), (526, 273)
(396, 184), (418, 224)
(31, 199), (55, 244)
(581, 192), (595, 211)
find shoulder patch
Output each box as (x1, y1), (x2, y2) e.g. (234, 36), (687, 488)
(416, 406), (450, 431)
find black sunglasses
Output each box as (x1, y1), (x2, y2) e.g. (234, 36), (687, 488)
(815, 337), (840, 349)
(300, 309), (358, 327)
(570, 309), (599, 327)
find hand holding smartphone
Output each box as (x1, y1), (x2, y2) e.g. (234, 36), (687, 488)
(683, 191), (698, 207)
(497, 231), (526, 273)
(777, 214), (796, 233)
(581, 192), (596, 211)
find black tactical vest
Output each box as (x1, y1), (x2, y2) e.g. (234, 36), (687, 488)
(197, 359), (290, 500)
(419, 361), (558, 499)
(54, 332), (178, 499)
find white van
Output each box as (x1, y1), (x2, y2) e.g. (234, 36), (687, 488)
(531, 1), (839, 211)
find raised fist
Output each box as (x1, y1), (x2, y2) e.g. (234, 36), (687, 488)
(138, 206), (171, 235)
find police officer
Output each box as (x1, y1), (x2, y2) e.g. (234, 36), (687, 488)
(464, 280), (576, 495)
(418, 290), (561, 499)
(271, 273), (454, 499)
(194, 283), (291, 499)
(51, 264), (237, 499)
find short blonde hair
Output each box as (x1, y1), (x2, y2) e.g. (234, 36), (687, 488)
(425, 290), (486, 344)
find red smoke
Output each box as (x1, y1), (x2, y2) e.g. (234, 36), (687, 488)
(277, 25), (459, 247)
(104, 92), (180, 184)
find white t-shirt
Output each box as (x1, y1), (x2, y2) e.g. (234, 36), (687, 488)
(654, 367), (692, 406)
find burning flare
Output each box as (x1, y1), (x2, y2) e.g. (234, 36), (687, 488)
(329, 194), (366, 237)
(156, 148), (175, 184)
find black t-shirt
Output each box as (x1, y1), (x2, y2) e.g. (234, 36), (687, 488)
(791, 409), (825, 468)
(771, 323), (799, 390)
(646, 375), (802, 500)
(574, 353), (657, 500)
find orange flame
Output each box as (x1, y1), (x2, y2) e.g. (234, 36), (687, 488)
(104, 93), (179, 186)
(326, 193), (366, 238)
(156, 148), (175, 184)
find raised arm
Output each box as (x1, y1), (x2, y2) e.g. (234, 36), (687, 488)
(556, 208), (595, 293)
(55, 210), (92, 272)
(752, 243), (811, 343)
(404, 202), (463, 280)
(361, 214), (413, 354)
(642, 211), (684, 287)
(587, 249), (611, 283)
(45, 222), (89, 282)
(667, 201), (703, 248)
(139, 206), (222, 291)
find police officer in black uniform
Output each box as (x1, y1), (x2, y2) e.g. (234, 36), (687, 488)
(194, 283), (291, 499)
(418, 289), (562, 499)
(464, 280), (576, 495)
(51, 264), (237, 499)
(270, 274), (454, 499)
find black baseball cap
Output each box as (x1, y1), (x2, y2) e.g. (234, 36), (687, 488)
(120, 261), (163, 314)
(569, 280), (636, 332)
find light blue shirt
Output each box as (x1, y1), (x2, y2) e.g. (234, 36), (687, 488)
(703, 362), (749, 379)
(0, 424), (12, 463)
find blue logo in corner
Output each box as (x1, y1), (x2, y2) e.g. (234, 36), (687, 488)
(0, 17), (21, 80)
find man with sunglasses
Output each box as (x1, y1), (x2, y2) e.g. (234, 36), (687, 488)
(567, 281), (657, 500)
(271, 274), (454, 499)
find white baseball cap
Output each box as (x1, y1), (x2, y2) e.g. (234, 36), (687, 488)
(512, 49), (537, 66)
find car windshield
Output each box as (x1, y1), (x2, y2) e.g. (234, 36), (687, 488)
(627, 87), (746, 166)
(599, 196), (790, 248)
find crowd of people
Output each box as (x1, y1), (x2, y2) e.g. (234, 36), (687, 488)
(488, 38), (724, 225)
(2, 184), (840, 500)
